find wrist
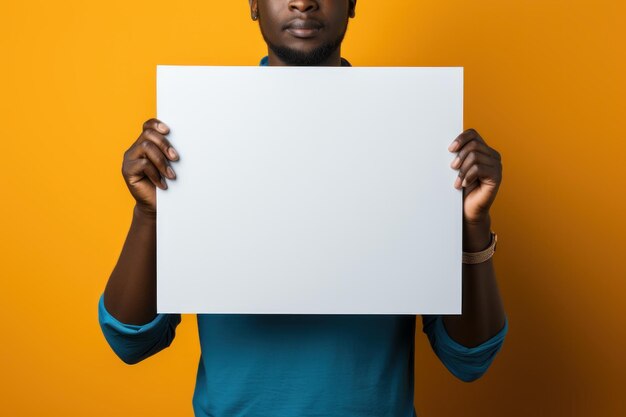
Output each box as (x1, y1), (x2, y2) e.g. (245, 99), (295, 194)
(133, 204), (157, 224)
(463, 215), (491, 252)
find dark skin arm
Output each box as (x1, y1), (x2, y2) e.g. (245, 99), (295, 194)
(103, 118), (178, 325)
(439, 129), (506, 347)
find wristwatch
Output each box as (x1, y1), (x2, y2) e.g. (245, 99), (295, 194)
(462, 231), (497, 264)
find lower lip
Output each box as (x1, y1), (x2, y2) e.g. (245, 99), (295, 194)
(286, 27), (321, 38)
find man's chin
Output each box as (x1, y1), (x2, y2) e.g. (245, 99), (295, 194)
(260, 19), (348, 66)
(268, 43), (339, 66)
(280, 43), (322, 57)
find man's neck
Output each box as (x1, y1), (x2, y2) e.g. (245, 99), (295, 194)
(266, 49), (342, 66)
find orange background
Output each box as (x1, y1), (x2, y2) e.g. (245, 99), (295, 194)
(1, 1), (624, 416)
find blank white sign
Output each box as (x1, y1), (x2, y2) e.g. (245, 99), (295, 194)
(156, 65), (463, 315)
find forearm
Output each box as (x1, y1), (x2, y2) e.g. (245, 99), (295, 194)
(103, 205), (158, 325)
(442, 215), (506, 347)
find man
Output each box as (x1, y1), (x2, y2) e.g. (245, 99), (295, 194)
(99, 1), (508, 416)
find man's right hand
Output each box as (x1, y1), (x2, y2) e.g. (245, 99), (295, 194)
(121, 118), (179, 217)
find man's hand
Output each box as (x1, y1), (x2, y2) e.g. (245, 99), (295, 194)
(121, 118), (179, 217)
(448, 128), (502, 226)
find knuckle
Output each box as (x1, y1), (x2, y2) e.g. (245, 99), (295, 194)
(467, 140), (481, 151)
(458, 139), (479, 155)
(140, 140), (152, 151)
(143, 118), (158, 130)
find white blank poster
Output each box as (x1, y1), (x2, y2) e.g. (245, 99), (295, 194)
(156, 65), (463, 315)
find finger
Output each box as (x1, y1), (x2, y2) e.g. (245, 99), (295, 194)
(143, 118), (170, 135)
(139, 140), (176, 180)
(144, 127), (179, 161)
(454, 152), (499, 188)
(460, 163), (500, 189)
(139, 120), (179, 161)
(129, 127), (179, 162)
(450, 140), (500, 169)
(125, 158), (168, 190)
(456, 150), (498, 176)
(455, 162), (501, 189)
(448, 128), (486, 152)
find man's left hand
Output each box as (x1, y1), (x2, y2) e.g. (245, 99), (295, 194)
(448, 128), (502, 225)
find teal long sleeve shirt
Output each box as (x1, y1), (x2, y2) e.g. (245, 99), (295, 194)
(98, 294), (507, 417)
(98, 56), (508, 417)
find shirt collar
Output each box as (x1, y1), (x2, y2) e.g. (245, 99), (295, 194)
(259, 55), (352, 67)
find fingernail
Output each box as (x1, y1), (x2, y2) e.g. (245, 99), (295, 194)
(461, 178), (467, 187)
(161, 178), (168, 189)
(157, 122), (169, 133)
(454, 177), (461, 188)
(166, 166), (176, 179)
(450, 156), (460, 168)
(448, 141), (459, 152)
(168, 147), (179, 160)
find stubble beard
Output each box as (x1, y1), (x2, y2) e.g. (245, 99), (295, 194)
(259, 14), (349, 66)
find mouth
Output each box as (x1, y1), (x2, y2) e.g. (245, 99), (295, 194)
(284, 19), (323, 39)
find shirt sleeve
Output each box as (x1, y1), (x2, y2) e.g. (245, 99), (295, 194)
(421, 314), (508, 382)
(98, 293), (182, 365)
